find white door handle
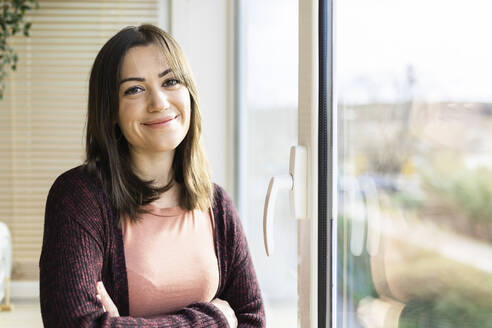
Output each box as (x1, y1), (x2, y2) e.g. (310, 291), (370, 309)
(263, 175), (293, 256)
(263, 146), (307, 256)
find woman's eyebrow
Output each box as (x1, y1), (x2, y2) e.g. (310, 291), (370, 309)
(158, 68), (172, 78)
(119, 76), (143, 84)
(119, 68), (173, 85)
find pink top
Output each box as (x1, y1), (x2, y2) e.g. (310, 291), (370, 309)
(121, 205), (219, 318)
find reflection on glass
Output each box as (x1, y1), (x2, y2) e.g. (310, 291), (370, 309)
(336, 1), (492, 327)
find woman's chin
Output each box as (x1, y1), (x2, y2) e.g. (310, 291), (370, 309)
(151, 141), (183, 154)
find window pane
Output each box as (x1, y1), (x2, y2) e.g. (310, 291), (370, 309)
(238, 0), (298, 326)
(336, 1), (492, 327)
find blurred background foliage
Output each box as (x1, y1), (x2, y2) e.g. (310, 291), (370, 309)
(0, 0), (38, 99)
(340, 99), (492, 326)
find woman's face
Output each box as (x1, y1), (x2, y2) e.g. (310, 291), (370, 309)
(117, 44), (191, 157)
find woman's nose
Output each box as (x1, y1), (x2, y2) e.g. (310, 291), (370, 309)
(148, 89), (170, 112)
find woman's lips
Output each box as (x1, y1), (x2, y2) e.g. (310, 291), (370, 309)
(142, 115), (178, 128)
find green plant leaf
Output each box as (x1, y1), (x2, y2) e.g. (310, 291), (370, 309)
(0, 0), (38, 100)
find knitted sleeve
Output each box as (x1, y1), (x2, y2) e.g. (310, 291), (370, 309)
(213, 185), (266, 327)
(39, 170), (229, 327)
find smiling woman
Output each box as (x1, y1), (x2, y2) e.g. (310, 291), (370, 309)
(39, 25), (265, 327)
(118, 46), (191, 157)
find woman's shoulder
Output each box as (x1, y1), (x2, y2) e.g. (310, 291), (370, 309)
(44, 165), (111, 252)
(211, 183), (234, 212)
(211, 183), (241, 229)
(52, 164), (98, 185)
(47, 165), (107, 210)
(45, 165), (114, 235)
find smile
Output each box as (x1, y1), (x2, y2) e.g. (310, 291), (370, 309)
(142, 115), (179, 128)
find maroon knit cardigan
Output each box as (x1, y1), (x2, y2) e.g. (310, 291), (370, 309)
(39, 166), (265, 327)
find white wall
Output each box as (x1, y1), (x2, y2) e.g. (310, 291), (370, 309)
(168, 0), (234, 192)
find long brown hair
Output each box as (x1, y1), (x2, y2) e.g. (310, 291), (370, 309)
(85, 24), (212, 222)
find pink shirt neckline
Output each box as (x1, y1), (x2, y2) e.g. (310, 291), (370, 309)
(141, 204), (186, 218)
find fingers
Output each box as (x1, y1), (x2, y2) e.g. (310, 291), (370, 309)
(211, 298), (238, 328)
(96, 281), (120, 317)
(96, 294), (106, 312)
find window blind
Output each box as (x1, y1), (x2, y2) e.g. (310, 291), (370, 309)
(0, 0), (159, 281)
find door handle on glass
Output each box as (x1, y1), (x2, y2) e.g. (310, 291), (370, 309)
(263, 146), (307, 256)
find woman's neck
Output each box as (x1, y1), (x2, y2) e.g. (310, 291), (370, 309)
(130, 149), (174, 186)
(130, 148), (181, 208)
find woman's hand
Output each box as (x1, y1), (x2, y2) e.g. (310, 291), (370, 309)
(211, 298), (238, 328)
(96, 282), (237, 326)
(96, 281), (120, 317)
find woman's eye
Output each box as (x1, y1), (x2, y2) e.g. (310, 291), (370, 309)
(163, 79), (180, 88)
(124, 86), (144, 95)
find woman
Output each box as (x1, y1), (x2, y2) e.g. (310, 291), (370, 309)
(39, 24), (265, 327)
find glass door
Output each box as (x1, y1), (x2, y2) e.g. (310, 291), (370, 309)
(335, 0), (492, 327)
